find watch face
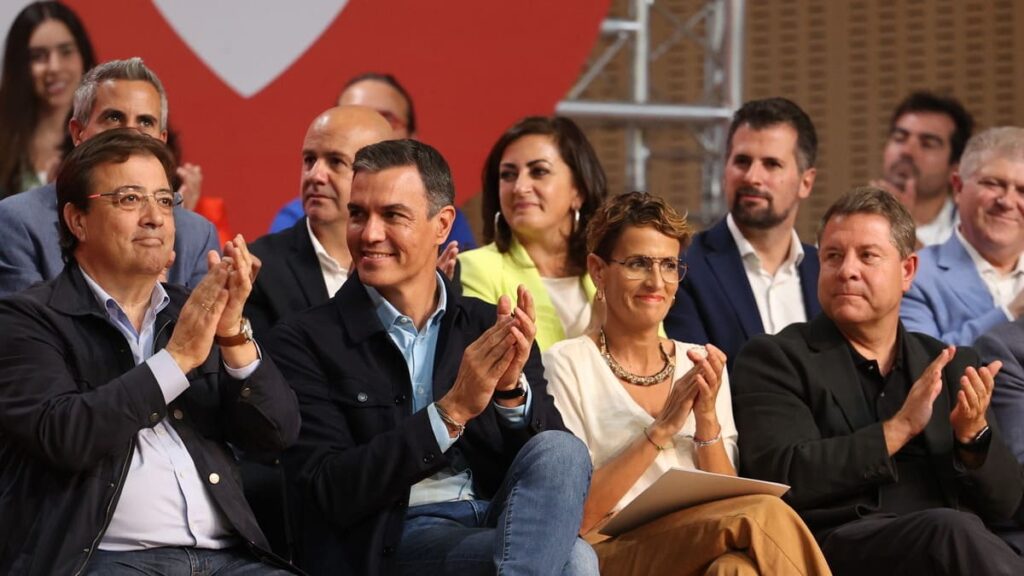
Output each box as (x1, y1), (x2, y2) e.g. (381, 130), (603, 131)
(241, 317), (254, 341)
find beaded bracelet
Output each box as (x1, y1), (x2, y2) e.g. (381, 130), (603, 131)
(642, 426), (670, 451)
(688, 431), (722, 449)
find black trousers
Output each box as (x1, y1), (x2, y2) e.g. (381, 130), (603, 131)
(822, 509), (1024, 576)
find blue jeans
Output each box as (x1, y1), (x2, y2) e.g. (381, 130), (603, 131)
(396, 431), (598, 575)
(84, 547), (294, 575)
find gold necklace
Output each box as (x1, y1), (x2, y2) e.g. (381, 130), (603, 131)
(599, 329), (674, 386)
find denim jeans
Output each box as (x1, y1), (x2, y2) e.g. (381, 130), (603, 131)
(395, 430), (598, 575)
(84, 546), (294, 575)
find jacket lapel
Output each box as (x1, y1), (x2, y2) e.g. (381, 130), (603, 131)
(702, 220), (764, 338)
(936, 236), (996, 315)
(799, 246), (822, 319)
(807, 315), (875, 432)
(904, 332), (958, 505)
(287, 218), (331, 306)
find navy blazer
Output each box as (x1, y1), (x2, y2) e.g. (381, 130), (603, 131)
(267, 273), (566, 576)
(245, 217), (329, 338)
(664, 218), (821, 366)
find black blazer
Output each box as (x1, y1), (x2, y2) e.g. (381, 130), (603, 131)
(731, 314), (1023, 537)
(665, 218), (821, 367)
(0, 262), (301, 575)
(246, 218), (330, 338)
(267, 273), (567, 576)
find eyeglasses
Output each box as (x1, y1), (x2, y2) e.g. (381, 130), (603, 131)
(87, 186), (182, 212)
(606, 256), (687, 283)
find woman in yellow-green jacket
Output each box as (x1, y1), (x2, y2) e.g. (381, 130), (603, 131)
(459, 116), (608, 351)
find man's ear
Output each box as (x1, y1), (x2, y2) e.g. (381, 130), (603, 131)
(62, 202), (87, 242)
(951, 170), (964, 206)
(68, 118), (85, 146)
(901, 252), (919, 293)
(798, 166), (817, 200)
(434, 205), (456, 246)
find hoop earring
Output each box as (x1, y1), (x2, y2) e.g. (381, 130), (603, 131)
(572, 209), (580, 234)
(494, 211), (502, 231)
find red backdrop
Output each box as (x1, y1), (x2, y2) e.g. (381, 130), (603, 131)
(62, 0), (610, 237)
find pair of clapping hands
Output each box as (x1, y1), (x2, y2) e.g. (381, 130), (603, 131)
(165, 235), (261, 373)
(437, 285), (537, 427)
(885, 346), (1001, 456)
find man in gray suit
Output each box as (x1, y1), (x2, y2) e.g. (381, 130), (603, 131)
(0, 58), (218, 296)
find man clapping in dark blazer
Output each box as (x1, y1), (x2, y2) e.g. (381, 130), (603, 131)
(733, 187), (1024, 575)
(268, 140), (596, 576)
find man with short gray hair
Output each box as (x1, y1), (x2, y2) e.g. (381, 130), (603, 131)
(901, 126), (1024, 345)
(0, 57), (218, 295)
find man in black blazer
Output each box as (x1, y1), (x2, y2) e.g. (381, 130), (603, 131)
(665, 98), (820, 366)
(733, 187), (1024, 575)
(268, 140), (596, 576)
(245, 106), (392, 337)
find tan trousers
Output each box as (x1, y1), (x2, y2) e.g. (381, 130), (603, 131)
(592, 494), (832, 576)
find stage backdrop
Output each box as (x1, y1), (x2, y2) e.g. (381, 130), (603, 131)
(2, 0), (609, 237)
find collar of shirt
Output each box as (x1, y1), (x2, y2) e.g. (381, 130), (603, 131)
(847, 323), (906, 377)
(364, 272), (448, 336)
(955, 226), (1024, 280)
(726, 213), (805, 274)
(916, 197), (958, 245)
(306, 217), (348, 276)
(81, 269), (170, 348)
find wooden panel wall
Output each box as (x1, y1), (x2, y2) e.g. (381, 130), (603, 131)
(567, 0), (1024, 241)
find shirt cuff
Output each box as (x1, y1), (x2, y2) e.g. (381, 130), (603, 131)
(493, 374), (532, 429)
(223, 340), (263, 380)
(147, 349), (190, 404)
(427, 403), (457, 452)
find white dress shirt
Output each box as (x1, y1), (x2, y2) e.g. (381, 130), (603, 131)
(956, 228), (1024, 319)
(726, 214), (807, 334)
(307, 218), (348, 297)
(916, 197), (958, 247)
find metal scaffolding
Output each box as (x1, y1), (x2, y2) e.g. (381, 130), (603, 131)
(556, 0), (745, 223)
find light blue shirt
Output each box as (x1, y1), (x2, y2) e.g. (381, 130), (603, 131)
(81, 271), (259, 551)
(364, 274), (531, 506)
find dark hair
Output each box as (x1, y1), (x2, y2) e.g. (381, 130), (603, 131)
(587, 192), (692, 260)
(817, 186), (916, 259)
(481, 116), (608, 276)
(342, 72), (416, 136)
(57, 128), (176, 259)
(727, 97), (818, 172)
(0, 1), (96, 197)
(889, 91), (974, 164)
(352, 139), (453, 215)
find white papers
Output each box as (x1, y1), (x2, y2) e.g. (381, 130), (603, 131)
(599, 468), (790, 537)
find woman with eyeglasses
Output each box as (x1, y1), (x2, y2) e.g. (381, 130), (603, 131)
(544, 192), (830, 575)
(459, 116), (608, 351)
(0, 1), (95, 197)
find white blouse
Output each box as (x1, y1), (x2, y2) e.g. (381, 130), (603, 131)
(544, 335), (739, 513)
